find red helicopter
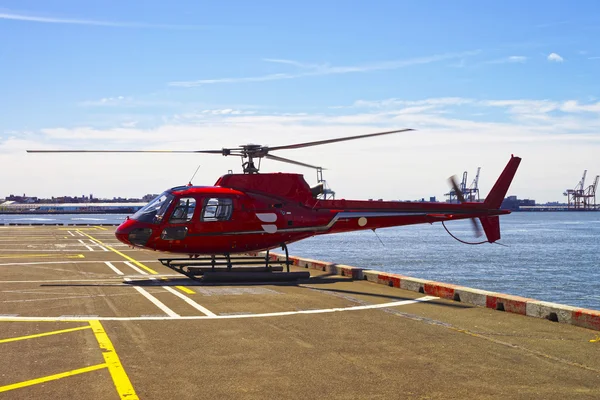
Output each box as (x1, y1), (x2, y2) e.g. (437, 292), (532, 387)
(28, 129), (521, 280)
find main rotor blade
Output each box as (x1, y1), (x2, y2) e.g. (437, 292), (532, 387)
(26, 149), (224, 154)
(267, 128), (413, 151)
(448, 175), (466, 203)
(265, 154), (324, 170)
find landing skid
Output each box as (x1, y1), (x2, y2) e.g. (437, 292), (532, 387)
(158, 244), (310, 282)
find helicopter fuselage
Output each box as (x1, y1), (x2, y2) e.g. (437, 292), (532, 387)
(115, 163), (516, 255)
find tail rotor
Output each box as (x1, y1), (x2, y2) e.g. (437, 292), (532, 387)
(448, 175), (483, 238)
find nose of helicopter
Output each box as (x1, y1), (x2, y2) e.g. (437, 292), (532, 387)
(115, 217), (154, 247)
(115, 218), (135, 245)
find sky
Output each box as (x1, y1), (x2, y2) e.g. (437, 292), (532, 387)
(1, 0), (599, 203)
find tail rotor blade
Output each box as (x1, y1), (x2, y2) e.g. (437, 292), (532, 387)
(471, 218), (483, 238)
(448, 175), (481, 237)
(448, 175), (466, 203)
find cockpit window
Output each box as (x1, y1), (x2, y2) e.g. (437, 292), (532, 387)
(131, 192), (174, 224)
(201, 198), (233, 221)
(169, 198), (196, 223)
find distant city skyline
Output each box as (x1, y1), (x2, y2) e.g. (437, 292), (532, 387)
(0, 190), (574, 207)
(1, 1), (599, 203)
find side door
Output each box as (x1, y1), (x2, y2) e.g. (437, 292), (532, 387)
(161, 197), (197, 241)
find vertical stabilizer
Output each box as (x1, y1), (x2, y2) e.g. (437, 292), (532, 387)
(484, 155), (522, 209)
(479, 216), (500, 243)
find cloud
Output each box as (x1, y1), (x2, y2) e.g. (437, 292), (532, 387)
(547, 53), (564, 62)
(0, 11), (207, 30)
(560, 101), (600, 113)
(589, 56), (600, 60)
(80, 96), (129, 106)
(350, 97), (473, 109)
(262, 58), (326, 69)
(485, 55), (528, 64)
(168, 50), (481, 87)
(5, 96), (600, 202)
(507, 56), (527, 63)
(481, 99), (560, 114)
(78, 96), (184, 108)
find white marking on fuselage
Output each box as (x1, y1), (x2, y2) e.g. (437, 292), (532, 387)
(261, 224), (278, 234)
(256, 213), (277, 223)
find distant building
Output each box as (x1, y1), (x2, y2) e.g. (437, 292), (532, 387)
(501, 195), (536, 211)
(142, 194), (160, 202)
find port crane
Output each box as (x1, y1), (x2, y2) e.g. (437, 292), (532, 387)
(445, 167), (481, 203)
(564, 170), (599, 209)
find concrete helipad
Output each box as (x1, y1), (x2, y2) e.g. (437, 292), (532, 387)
(1, 225), (599, 399)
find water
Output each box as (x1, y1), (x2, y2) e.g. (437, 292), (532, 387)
(1, 212), (599, 310)
(288, 212), (600, 311)
(0, 214), (130, 224)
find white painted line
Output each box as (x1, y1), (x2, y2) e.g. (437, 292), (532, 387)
(0, 259), (164, 266)
(0, 276), (183, 283)
(77, 239), (94, 251)
(162, 286), (216, 316)
(0, 249), (97, 252)
(0, 296), (438, 321)
(104, 261), (124, 275)
(123, 261), (149, 275)
(0, 248), (137, 252)
(124, 277), (179, 318)
(76, 231), (85, 236)
(90, 239), (109, 251)
(67, 231), (75, 236)
(141, 275), (215, 317)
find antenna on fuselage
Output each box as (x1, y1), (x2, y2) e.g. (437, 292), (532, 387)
(188, 164), (201, 186)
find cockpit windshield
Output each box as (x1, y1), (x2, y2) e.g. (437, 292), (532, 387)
(131, 192), (174, 223)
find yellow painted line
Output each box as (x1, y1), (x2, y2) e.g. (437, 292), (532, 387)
(0, 363), (107, 393)
(81, 232), (158, 274)
(89, 320), (138, 399)
(58, 227), (104, 231)
(158, 276), (194, 295)
(0, 254), (85, 259)
(93, 226), (108, 231)
(0, 325), (91, 344)
(176, 285), (195, 294)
